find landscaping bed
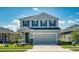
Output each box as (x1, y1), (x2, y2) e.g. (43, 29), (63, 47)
(59, 40), (79, 51)
(0, 44), (33, 52)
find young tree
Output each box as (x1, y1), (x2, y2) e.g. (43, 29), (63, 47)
(15, 29), (22, 46)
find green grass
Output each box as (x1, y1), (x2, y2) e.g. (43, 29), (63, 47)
(61, 45), (74, 48)
(0, 44), (33, 52)
(0, 49), (27, 52)
(61, 45), (79, 51)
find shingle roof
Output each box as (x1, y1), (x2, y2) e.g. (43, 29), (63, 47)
(61, 24), (79, 33)
(19, 12), (59, 21)
(0, 27), (13, 33)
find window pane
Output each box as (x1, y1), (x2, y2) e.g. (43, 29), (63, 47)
(49, 20), (53, 26)
(54, 20), (56, 26)
(49, 20), (56, 26)
(32, 20), (38, 26)
(40, 20), (47, 26)
(23, 20), (29, 27)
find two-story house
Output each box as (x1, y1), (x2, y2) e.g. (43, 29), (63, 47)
(19, 12), (61, 45)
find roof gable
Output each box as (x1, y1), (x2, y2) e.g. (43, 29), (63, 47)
(19, 12), (59, 21)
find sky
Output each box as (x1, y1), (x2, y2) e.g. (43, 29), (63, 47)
(0, 7), (79, 31)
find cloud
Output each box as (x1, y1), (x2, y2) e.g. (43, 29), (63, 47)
(76, 12), (79, 14)
(17, 15), (27, 19)
(58, 20), (66, 24)
(68, 16), (73, 18)
(76, 19), (79, 21)
(67, 20), (75, 23)
(33, 8), (38, 11)
(12, 20), (20, 26)
(59, 20), (76, 29)
(3, 19), (20, 32)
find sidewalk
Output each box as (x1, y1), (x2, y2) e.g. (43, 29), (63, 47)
(27, 45), (72, 52)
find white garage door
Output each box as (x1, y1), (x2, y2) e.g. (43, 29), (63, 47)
(33, 33), (57, 45)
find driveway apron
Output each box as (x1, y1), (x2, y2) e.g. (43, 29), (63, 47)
(27, 45), (72, 52)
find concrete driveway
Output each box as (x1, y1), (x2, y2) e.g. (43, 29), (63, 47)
(27, 45), (72, 52)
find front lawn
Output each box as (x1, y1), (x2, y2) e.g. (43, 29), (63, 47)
(0, 44), (33, 52)
(0, 49), (27, 52)
(61, 45), (79, 51)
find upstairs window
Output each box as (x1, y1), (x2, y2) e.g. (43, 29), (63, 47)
(23, 20), (29, 27)
(40, 20), (47, 26)
(49, 20), (56, 26)
(32, 20), (38, 26)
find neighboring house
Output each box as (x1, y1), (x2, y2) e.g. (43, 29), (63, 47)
(0, 27), (13, 43)
(61, 24), (79, 41)
(19, 12), (61, 45)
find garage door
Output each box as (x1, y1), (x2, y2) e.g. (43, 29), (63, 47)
(33, 33), (57, 45)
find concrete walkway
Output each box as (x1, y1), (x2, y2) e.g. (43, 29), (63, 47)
(27, 45), (72, 52)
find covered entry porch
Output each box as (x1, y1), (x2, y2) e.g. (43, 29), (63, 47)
(21, 32), (30, 44)
(0, 33), (12, 43)
(20, 27), (32, 44)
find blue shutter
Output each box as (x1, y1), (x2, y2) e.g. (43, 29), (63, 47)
(23, 21), (25, 27)
(40, 20), (42, 26)
(54, 20), (56, 26)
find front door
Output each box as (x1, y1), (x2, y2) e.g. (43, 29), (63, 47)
(25, 33), (29, 44)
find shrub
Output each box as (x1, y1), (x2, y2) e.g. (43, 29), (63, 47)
(29, 39), (33, 45)
(58, 40), (72, 45)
